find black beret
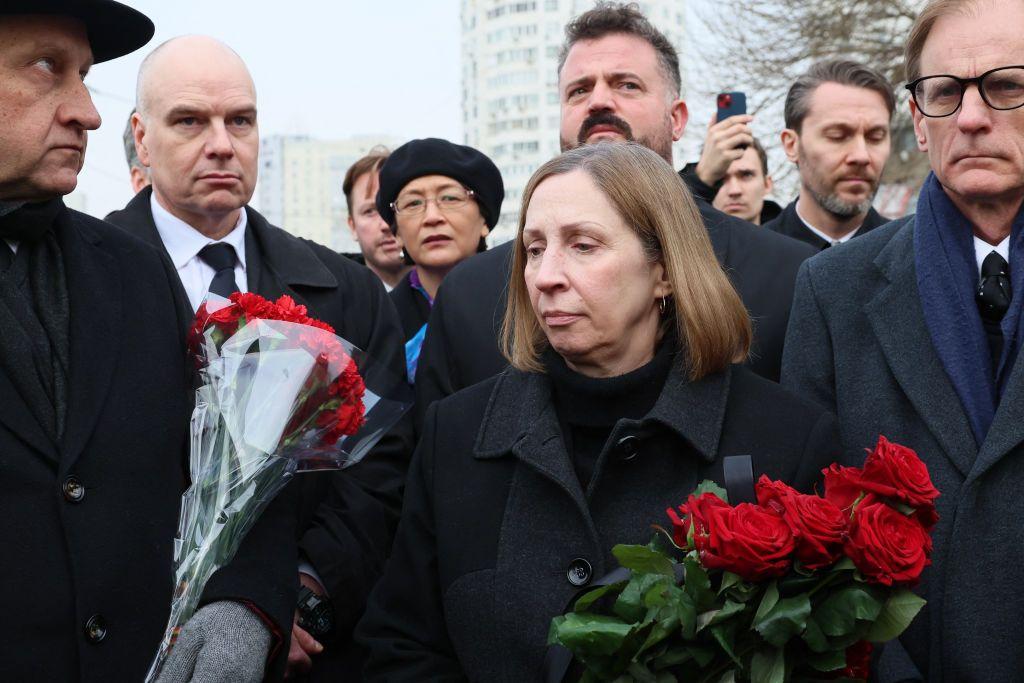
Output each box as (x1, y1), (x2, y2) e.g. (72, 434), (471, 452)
(376, 138), (505, 231)
(2, 0), (155, 63)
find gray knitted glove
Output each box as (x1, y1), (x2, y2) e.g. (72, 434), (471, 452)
(156, 601), (272, 683)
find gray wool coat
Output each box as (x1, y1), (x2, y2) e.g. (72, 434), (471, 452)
(783, 217), (1024, 682)
(356, 359), (840, 682)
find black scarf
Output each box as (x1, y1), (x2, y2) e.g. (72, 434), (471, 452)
(0, 199), (70, 441)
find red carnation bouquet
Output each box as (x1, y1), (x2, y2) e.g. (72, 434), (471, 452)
(549, 436), (937, 682)
(146, 293), (411, 682)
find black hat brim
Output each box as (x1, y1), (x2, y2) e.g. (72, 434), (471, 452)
(4, 0), (155, 63)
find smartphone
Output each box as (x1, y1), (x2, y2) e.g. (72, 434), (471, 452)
(716, 91), (747, 121)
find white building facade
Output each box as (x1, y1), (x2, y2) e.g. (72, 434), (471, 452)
(461, 0), (688, 244)
(255, 134), (402, 253)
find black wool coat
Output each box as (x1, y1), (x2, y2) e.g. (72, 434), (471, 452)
(783, 217), (1024, 682)
(0, 204), (277, 680)
(106, 188), (414, 673)
(763, 199), (889, 251)
(413, 196), (816, 432)
(357, 360), (841, 682)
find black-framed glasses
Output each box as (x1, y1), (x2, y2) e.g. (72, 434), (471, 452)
(391, 187), (476, 218)
(906, 65), (1024, 118)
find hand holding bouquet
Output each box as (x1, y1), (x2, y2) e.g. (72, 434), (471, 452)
(146, 293), (410, 681)
(549, 436), (937, 682)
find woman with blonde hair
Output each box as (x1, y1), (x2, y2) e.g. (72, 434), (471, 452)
(357, 142), (839, 681)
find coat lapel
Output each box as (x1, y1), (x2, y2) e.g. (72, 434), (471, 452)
(58, 211), (121, 473)
(864, 220), (976, 477)
(0, 368), (57, 461)
(474, 370), (590, 517)
(244, 208), (336, 305)
(969, 348), (1024, 483)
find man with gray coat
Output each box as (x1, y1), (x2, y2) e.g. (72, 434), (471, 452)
(783, 0), (1024, 679)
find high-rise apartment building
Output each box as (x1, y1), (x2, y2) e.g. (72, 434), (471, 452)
(461, 0), (688, 243)
(256, 134), (402, 253)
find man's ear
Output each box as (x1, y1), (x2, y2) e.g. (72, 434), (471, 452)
(909, 99), (928, 152)
(132, 112), (150, 167)
(671, 98), (689, 142)
(764, 174), (774, 194)
(780, 128), (800, 164)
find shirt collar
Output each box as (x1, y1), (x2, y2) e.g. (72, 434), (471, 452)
(150, 192), (248, 271)
(972, 233), (1011, 277)
(795, 201), (860, 245)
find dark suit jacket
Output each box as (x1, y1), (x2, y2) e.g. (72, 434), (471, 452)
(106, 188), (413, 675)
(763, 199), (889, 251)
(413, 196), (815, 431)
(357, 361), (841, 681)
(0, 203), (236, 680)
(783, 216), (1024, 681)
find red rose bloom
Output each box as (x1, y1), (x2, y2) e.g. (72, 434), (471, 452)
(840, 641), (873, 680)
(859, 436), (939, 529)
(687, 494), (795, 581)
(822, 463), (868, 514)
(844, 501), (932, 586)
(756, 476), (846, 570)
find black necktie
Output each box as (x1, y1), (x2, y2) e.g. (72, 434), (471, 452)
(977, 251), (1012, 323)
(0, 243), (12, 272)
(197, 243), (240, 299)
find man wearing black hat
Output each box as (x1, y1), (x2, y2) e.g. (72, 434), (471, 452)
(0, 3), (301, 681)
(104, 35), (412, 681)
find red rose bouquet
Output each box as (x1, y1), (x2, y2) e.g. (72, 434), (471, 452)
(146, 293), (411, 681)
(549, 436), (937, 682)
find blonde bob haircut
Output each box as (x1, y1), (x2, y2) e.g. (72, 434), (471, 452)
(500, 142), (751, 381)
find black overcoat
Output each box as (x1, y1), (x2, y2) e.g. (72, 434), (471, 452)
(413, 197), (816, 431)
(106, 188), (414, 671)
(0, 204), (295, 680)
(357, 360), (841, 681)
(783, 217), (1024, 681)
(763, 199), (889, 251)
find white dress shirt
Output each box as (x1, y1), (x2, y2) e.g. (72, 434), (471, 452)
(796, 204), (860, 246)
(972, 234), (1011, 279)
(150, 193), (248, 311)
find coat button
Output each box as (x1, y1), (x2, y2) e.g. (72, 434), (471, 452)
(84, 614), (107, 643)
(62, 476), (85, 503)
(616, 435), (640, 461)
(567, 558), (593, 587)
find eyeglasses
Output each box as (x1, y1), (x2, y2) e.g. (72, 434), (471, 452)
(391, 188), (476, 218)
(906, 65), (1024, 118)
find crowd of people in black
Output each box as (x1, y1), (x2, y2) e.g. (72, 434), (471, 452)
(3, 0), (1024, 681)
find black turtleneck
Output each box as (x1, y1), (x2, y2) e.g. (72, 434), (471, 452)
(544, 341), (675, 491)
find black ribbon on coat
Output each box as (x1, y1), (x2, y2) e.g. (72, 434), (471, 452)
(0, 199), (70, 441)
(541, 455), (755, 682)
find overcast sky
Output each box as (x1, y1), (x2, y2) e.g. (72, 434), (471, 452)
(70, 1), (464, 217)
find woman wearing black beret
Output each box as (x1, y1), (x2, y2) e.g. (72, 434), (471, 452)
(356, 143), (841, 681)
(376, 138), (504, 382)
